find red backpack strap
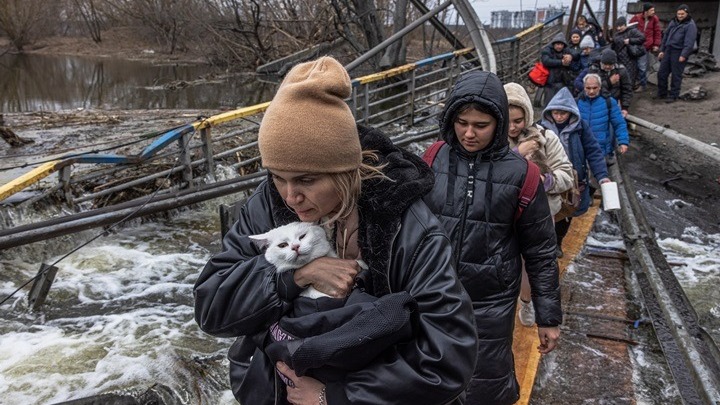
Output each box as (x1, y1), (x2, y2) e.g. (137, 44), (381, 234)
(515, 160), (541, 222)
(422, 141), (446, 167)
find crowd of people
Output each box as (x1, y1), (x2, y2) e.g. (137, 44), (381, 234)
(190, 4), (700, 404)
(541, 3), (697, 106)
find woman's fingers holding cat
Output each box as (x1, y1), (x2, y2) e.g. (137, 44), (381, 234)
(295, 257), (359, 298)
(517, 140), (540, 156)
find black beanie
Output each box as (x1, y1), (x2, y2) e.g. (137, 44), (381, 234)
(615, 16), (627, 27)
(677, 4), (689, 12)
(601, 49), (617, 64)
(643, 2), (654, 12)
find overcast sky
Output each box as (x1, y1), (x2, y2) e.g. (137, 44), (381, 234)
(469, 0), (625, 24)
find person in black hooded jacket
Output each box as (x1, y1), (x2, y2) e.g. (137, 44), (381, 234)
(423, 70), (562, 404)
(193, 56), (477, 405)
(540, 32), (577, 106)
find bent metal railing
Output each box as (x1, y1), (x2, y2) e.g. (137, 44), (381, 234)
(492, 12), (565, 84)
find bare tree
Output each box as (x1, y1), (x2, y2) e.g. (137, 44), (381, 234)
(101, 0), (198, 54)
(329, 0), (385, 67)
(380, 0), (408, 68)
(198, 0), (341, 68)
(71, 0), (105, 43)
(0, 0), (57, 51)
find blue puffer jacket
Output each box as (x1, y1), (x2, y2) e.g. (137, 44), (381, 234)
(576, 92), (629, 156)
(660, 16), (698, 59)
(541, 87), (609, 215)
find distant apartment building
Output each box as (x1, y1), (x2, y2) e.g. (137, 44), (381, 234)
(491, 6), (569, 29)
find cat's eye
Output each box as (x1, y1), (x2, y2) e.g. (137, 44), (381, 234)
(278, 242), (288, 248)
(299, 233), (306, 240)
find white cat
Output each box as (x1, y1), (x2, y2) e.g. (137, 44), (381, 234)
(249, 222), (337, 299)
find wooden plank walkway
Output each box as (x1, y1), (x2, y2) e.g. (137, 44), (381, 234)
(513, 203), (600, 404)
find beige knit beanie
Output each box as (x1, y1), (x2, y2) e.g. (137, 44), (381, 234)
(258, 56), (361, 173)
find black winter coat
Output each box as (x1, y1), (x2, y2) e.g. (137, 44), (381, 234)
(423, 71), (562, 405)
(541, 33), (576, 87)
(194, 125), (478, 405)
(612, 26), (646, 83)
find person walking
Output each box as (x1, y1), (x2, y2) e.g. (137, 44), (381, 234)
(657, 4), (698, 103)
(193, 56), (478, 405)
(577, 73), (630, 160)
(629, 2), (662, 91)
(540, 86), (610, 258)
(423, 70), (562, 405)
(541, 33), (577, 106)
(505, 82), (574, 327)
(574, 49), (634, 117)
(611, 16), (646, 87)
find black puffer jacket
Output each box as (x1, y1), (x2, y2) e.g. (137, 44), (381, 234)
(423, 71), (562, 405)
(194, 125), (477, 405)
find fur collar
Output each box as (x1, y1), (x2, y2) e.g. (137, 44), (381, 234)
(267, 125), (434, 296)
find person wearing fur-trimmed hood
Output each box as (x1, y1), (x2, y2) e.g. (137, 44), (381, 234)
(423, 71), (562, 405)
(194, 56), (477, 405)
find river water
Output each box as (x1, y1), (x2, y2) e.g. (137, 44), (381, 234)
(0, 54), (718, 403)
(0, 54), (276, 112)
(0, 193), (240, 404)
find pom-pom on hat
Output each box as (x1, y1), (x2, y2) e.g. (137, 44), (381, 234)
(643, 2), (654, 12)
(258, 56), (361, 173)
(601, 49), (618, 64)
(580, 36), (595, 49)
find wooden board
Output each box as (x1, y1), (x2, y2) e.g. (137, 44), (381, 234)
(513, 203), (600, 404)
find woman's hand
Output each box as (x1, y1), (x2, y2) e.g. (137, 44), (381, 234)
(658, 51), (664, 60)
(294, 257), (359, 298)
(277, 362), (326, 405)
(517, 140), (539, 157)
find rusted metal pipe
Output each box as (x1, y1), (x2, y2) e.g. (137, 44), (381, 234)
(626, 114), (720, 163)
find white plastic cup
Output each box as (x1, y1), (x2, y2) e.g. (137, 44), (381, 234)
(601, 181), (621, 211)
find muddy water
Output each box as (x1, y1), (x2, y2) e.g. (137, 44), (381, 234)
(0, 54), (277, 112)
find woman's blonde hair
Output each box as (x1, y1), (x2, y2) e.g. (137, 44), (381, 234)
(326, 150), (389, 224)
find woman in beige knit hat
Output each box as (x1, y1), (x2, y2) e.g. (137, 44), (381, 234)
(194, 56), (477, 405)
(504, 82), (575, 328)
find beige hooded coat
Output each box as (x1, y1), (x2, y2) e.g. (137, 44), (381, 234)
(504, 83), (574, 216)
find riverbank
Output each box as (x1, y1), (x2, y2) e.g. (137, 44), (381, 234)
(0, 27), (207, 65)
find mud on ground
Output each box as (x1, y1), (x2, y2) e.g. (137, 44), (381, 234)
(626, 69), (720, 237)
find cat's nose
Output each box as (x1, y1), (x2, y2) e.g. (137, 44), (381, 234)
(291, 244), (300, 252)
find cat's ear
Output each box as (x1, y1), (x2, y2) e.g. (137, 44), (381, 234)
(247, 233), (270, 250)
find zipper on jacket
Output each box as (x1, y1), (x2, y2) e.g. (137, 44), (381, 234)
(453, 161), (476, 263)
(466, 162), (475, 205)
